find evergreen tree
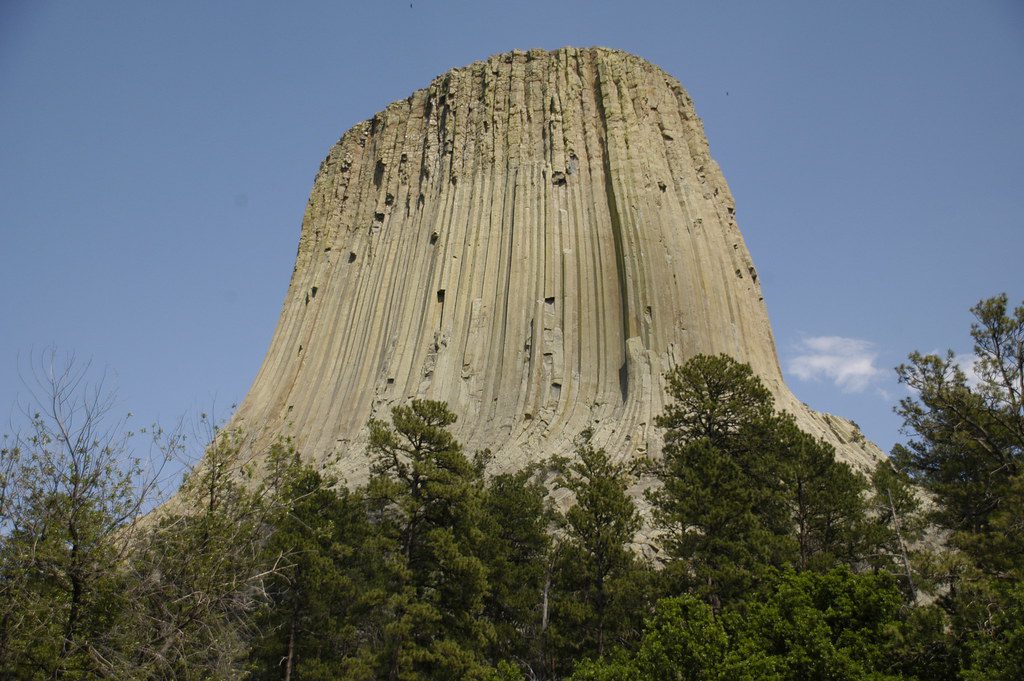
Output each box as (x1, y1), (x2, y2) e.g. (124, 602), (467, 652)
(866, 453), (925, 599)
(546, 443), (650, 676)
(895, 293), (1024, 577)
(650, 354), (873, 607)
(573, 568), (909, 681)
(656, 353), (775, 452)
(649, 354), (792, 607)
(960, 582), (1024, 681)
(894, 294), (1024, 678)
(776, 418), (868, 573)
(248, 451), (378, 680)
(477, 466), (552, 674)
(648, 434), (784, 606)
(887, 602), (960, 681)
(364, 400), (493, 680)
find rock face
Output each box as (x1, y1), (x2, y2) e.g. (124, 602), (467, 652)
(230, 47), (882, 483)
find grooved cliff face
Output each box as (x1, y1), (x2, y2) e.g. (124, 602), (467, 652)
(231, 47), (883, 482)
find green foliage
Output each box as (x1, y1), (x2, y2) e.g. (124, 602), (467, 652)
(546, 443), (651, 676)
(248, 448), (378, 680)
(125, 428), (276, 679)
(896, 293), (1024, 578)
(365, 400), (494, 679)
(723, 568), (906, 680)
(650, 354), (871, 608)
(960, 582), (1024, 680)
(866, 455), (926, 598)
(0, 357), (156, 679)
(0, 482), (136, 679)
(6, 302), (1024, 680)
(478, 466), (552, 670)
(574, 568), (908, 681)
(628, 595), (729, 680)
(650, 355), (790, 605)
(886, 603), (961, 681)
(483, 659), (527, 681)
(776, 419), (868, 572)
(648, 433), (783, 604)
(657, 353), (774, 451)
(571, 595), (729, 681)
(892, 294), (1024, 679)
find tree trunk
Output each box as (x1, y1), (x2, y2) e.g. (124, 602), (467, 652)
(541, 572), (550, 632)
(57, 529), (83, 679)
(283, 613), (296, 681)
(888, 489), (917, 601)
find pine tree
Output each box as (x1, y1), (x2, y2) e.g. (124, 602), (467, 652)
(776, 418), (868, 573)
(867, 453), (925, 599)
(896, 293), (1024, 577)
(477, 466), (552, 673)
(546, 443), (650, 675)
(894, 294), (1024, 677)
(648, 434), (784, 607)
(649, 354), (793, 607)
(961, 581), (1024, 681)
(364, 400), (493, 680)
(656, 353), (775, 452)
(248, 450), (377, 680)
(650, 354), (873, 609)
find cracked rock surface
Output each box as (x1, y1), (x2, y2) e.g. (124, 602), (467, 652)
(229, 47), (883, 484)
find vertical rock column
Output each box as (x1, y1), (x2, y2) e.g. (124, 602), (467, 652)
(229, 47), (882, 482)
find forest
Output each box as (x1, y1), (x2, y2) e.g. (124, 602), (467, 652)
(1, 294), (1021, 680)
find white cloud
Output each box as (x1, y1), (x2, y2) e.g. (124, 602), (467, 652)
(953, 353), (982, 389)
(788, 336), (883, 393)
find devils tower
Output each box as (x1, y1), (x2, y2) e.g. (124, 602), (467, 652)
(229, 47), (883, 482)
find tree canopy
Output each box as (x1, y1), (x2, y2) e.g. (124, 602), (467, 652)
(3, 298), (1023, 678)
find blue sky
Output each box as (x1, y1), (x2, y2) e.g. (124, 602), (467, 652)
(2, 1), (1022, 459)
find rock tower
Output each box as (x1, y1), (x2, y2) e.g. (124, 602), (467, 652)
(230, 47), (882, 483)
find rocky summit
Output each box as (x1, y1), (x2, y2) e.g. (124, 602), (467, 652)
(229, 47), (883, 482)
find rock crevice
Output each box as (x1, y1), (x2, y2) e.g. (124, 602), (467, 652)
(230, 47), (882, 482)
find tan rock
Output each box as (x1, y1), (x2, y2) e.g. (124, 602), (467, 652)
(228, 47), (884, 484)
